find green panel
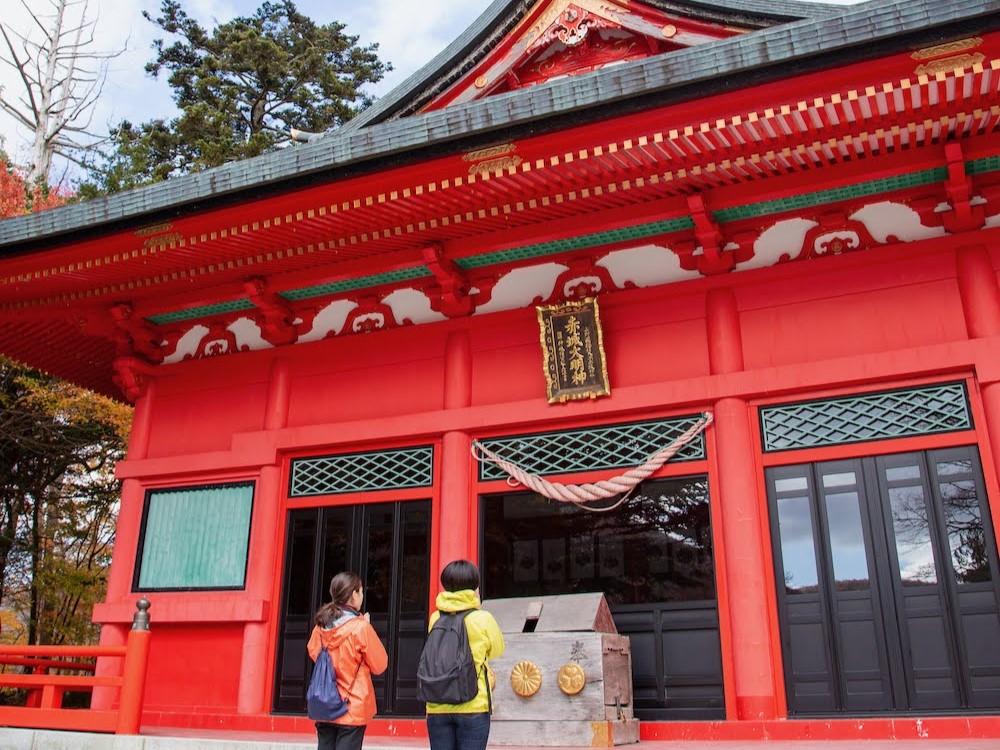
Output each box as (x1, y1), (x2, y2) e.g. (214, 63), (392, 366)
(714, 168), (947, 223)
(966, 156), (1000, 176)
(760, 382), (971, 452)
(137, 483), (253, 590)
(280, 267), (432, 301)
(147, 299), (255, 325)
(478, 416), (705, 481)
(456, 217), (694, 270)
(290, 445), (435, 496)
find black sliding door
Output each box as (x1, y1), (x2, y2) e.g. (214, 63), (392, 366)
(768, 446), (1000, 715)
(273, 501), (431, 716)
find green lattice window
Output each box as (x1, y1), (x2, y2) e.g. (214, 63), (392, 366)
(759, 382), (972, 452)
(477, 416), (706, 481)
(135, 482), (254, 591)
(290, 446), (434, 496)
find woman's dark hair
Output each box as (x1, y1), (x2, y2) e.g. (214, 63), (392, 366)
(440, 559), (480, 592)
(314, 571), (362, 627)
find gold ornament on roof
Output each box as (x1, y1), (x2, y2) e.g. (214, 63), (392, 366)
(510, 660), (543, 697)
(557, 663), (587, 695)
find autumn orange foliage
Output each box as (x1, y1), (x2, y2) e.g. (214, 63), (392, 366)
(0, 158), (71, 219)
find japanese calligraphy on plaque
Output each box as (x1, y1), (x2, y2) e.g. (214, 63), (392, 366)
(536, 297), (611, 403)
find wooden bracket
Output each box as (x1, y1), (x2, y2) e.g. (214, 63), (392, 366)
(423, 245), (475, 317)
(112, 355), (157, 403)
(687, 194), (735, 275)
(110, 303), (164, 363)
(941, 142), (985, 234)
(245, 277), (298, 346)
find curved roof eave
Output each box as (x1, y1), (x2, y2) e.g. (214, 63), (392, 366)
(0, 0), (996, 251)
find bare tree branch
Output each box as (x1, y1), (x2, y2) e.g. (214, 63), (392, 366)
(0, 0), (126, 184)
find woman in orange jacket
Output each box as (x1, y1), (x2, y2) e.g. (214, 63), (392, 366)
(307, 571), (388, 750)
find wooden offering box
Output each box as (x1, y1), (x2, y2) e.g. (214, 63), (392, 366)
(482, 593), (639, 747)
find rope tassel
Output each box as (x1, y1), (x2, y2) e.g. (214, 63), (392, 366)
(471, 412), (714, 512)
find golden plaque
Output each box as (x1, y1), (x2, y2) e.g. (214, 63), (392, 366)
(536, 297), (611, 403)
(510, 660), (543, 697)
(557, 663), (586, 695)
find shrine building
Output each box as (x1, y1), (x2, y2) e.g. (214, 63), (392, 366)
(1, 0), (1000, 741)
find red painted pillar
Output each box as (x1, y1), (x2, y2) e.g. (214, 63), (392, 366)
(93, 379), (157, 710)
(438, 330), (474, 576)
(238, 358), (289, 714)
(707, 287), (779, 720)
(956, 243), (1000, 490)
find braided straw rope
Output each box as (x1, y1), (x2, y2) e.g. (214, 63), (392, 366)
(471, 412), (713, 512)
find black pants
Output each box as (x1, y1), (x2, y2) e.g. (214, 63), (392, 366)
(315, 722), (366, 750)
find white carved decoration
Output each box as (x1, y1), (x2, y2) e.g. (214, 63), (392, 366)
(598, 244), (698, 286)
(162, 325), (209, 364)
(563, 275), (604, 296)
(229, 317), (272, 351)
(352, 312), (385, 332)
(742, 218), (816, 269)
(984, 208), (1000, 228)
(475, 263), (567, 315)
(382, 288), (448, 325)
(851, 201), (945, 242)
(299, 300), (358, 342)
(811, 231), (862, 255)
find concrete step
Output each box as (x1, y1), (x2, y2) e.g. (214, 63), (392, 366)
(1, 728), (1000, 750)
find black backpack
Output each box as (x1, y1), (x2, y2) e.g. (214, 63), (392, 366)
(416, 609), (479, 704)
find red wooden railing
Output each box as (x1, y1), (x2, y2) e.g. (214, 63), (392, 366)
(0, 598), (150, 734)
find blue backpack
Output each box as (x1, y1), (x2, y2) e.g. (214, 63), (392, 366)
(306, 647), (350, 721)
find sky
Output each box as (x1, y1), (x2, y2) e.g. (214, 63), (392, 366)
(0, 0), (492, 180)
(0, 0), (859, 184)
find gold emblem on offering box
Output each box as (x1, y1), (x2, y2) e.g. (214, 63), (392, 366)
(536, 297), (611, 403)
(557, 663), (586, 695)
(510, 660), (543, 697)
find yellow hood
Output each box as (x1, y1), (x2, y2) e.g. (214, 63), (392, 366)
(434, 588), (481, 613)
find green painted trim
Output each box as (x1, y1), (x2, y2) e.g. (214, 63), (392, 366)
(455, 217), (695, 270)
(714, 168), (948, 223)
(147, 299), (255, 325)
(280, 267), (432, 301)
(965, 156), (1000, 176)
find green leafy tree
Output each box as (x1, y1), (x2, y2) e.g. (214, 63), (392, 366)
(82, 0), (389, 192)
(0, 357), (131, 646)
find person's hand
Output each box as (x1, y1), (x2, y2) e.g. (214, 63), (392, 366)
(363, 612), (370, 623)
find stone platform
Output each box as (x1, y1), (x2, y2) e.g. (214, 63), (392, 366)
(1, 728), (999, 750)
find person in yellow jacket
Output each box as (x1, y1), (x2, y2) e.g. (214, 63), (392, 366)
(425, 560), (505, 750)
(307, 571), (388, 750)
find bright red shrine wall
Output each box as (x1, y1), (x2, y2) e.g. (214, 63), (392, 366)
(103, 239), (1000, 725)
(141, 624), (244, 711)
